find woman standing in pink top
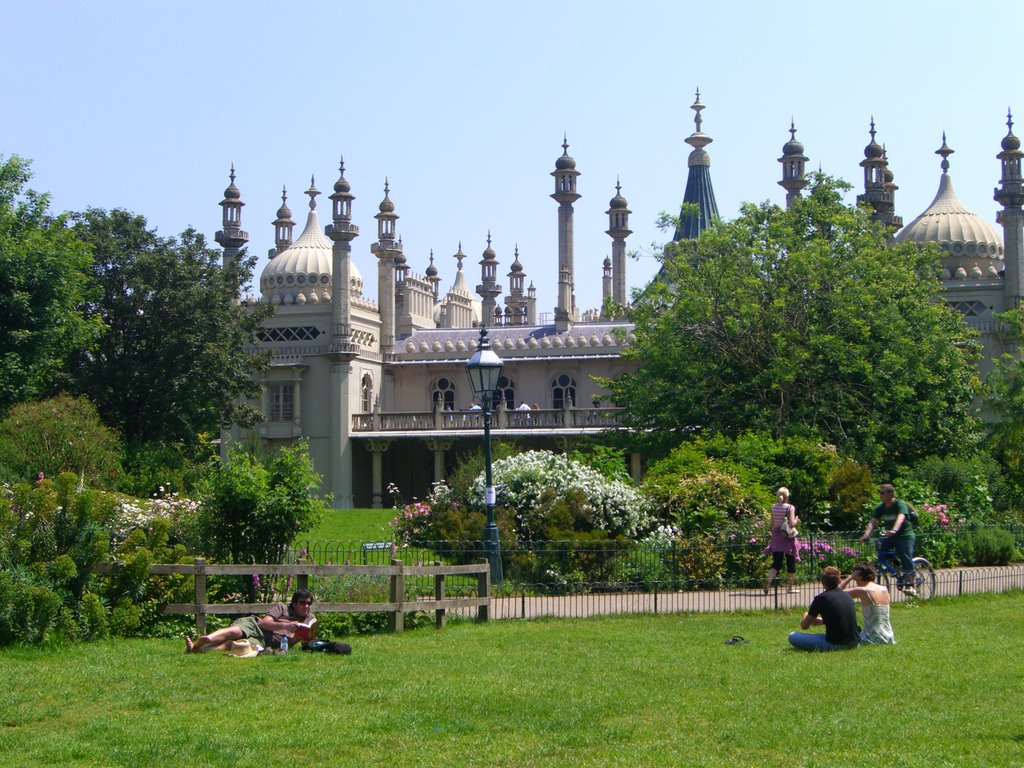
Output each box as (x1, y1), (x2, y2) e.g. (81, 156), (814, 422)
(762, 486), (800, 594)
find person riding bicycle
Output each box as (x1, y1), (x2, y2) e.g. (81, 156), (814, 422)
(858, 483), (916, 595)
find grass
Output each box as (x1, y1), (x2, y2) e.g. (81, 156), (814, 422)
(1, 591), (1022, 767)
(298, 507), (394, 544)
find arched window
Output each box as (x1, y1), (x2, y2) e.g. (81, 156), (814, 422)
(494, 375), (515, 409)
(552, 374), (576, 409)
(432, 377), (456, 410)
(361, 373), (374, 413)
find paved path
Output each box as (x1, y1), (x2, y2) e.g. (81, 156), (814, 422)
(475, 564), (1024, 621)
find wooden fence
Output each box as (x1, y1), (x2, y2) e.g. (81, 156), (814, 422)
(94, 558), (491, 635)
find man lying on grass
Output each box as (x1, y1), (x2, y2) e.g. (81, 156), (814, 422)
(186, 588), (317, 654)
(788, 566), (860, 652)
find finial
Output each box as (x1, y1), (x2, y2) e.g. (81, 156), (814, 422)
(1009, 109), (1015, 134)
(562, 133), (569, 155)
(487, 231), (492, 248)
(691, 88), (704, 132)
(455, 242), (464, 270)
(789, 118), (797, 141)
(936, 132), (954, 173)
(616, 177), (622, 194)
(230, 163), (236, 184)
(384, 178), (390, 197)
(429, 249), (435, 265)
(281, 185), (287, 204)
(869, 117), (876, 142)
(339, 155), (346, 174)
(306, 176), (319, 209)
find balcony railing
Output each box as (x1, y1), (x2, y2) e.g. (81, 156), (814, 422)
(352, 406), (625, 432)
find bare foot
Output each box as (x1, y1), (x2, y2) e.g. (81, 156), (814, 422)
(187, 635), (211, 653)
(185, 636), (194, 653)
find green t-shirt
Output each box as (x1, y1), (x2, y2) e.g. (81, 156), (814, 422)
(874, 499), (914, 539)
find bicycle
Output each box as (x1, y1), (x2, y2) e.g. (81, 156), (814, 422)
(865, 536), (937, 599)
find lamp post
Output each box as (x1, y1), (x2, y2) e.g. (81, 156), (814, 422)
(465, 326), (504, 584)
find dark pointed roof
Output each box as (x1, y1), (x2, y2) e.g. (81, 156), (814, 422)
(674, 89), (719, 241)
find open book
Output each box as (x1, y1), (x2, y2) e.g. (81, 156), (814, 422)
(291, 618), (318, 643)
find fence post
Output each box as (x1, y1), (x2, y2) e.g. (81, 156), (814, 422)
(434, 560), (446, 629)
(194, 557), (207, 636)
(389, 558), (404, 632)
(477, 557), (491, 622)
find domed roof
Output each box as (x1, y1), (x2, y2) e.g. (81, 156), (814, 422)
(895, 162), (1003, 276)
(895, 174), (1002, 248)
(260, 197), (363, 305)
(609, 180), (629, 209)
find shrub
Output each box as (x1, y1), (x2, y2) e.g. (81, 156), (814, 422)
(0, 394), (122, 486)
(958, 527), (1017, 566)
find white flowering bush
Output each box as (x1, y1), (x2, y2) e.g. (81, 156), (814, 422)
(469, 451), (654, 540)
(110, 490), (201, 545)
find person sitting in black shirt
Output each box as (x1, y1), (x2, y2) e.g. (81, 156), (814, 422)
(788, 566), (860, 651)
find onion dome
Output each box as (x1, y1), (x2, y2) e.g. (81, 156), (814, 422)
(603, 255), (612, 269)
(509, 246), (524, 274)
(379, 180), (395, 213)
(782, 121), (805, 157)
(223, 165), (241, 201)
(1003, 110), (1021, 152)
(260, 176), (363, 304)
(895, 134), (1003, 279)
(425, 249), (439, 277)
(555, 135), (576, 170)
(864, 118), (884, 159)
(276, 186), (292, 220)
(334, 159), (352, 194)
(609, 179), (628, 209)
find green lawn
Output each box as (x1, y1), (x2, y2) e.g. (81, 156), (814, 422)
(1, 592), (1022, 767)
(298, 507), (394, 544)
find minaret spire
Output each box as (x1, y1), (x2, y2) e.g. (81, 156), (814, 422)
(215, 164), (249, 297)
(778, 119), (809, 208)
(857, 118), (902, 235)
(605, 178), (631, 311)
(370, 180), (401, 351)
(996, 109), (1024, 308)
(327, 154), (359, 343)
(476, 231), (502, 325)
(551, 135), (581, 331)
(271, 185), (294, 256)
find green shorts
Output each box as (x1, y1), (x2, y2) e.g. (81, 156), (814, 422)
(231, 616), (265, 645)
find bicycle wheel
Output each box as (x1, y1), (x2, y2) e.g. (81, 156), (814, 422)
(877, 566), (893, 594)
(911, 558), (936, 599)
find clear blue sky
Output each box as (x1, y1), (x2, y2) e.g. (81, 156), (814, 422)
(7, 0), (1020, 317)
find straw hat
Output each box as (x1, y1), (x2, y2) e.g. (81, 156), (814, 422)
(228, 639), (260, 659)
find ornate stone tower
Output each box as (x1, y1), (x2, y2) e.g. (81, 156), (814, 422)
(551, 136), (580, 330)
(996, 110), (1024, 309)
(270, 186), (294, 258)
(857, 118), (903, 234)
(778, 120), (809, 208)
(476, 233), (502, 326)
(674, 89), (720, 242)
(605, 179), (631, 307)
(504, 246), (530, 325)
(426, 250), (441, 301)
(370, 180), (401, 352)
(215, 165), (249, 295)
(327, 157), (358, 342)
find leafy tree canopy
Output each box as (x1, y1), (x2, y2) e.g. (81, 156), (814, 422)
(67, 208), (272, 447)
(607, 175), (980, 474)
(0, 156), (100, 411)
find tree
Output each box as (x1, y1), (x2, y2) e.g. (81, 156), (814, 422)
(68, 208), (272, 447)
(608, 176), (980, 473)
(982, 308), (1024, 478)
(0, 156), (100, 411)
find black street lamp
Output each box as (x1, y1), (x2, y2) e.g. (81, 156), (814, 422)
(465, 326), (504, 584)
